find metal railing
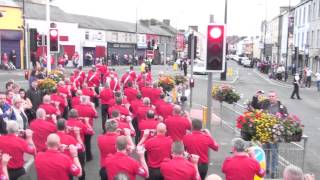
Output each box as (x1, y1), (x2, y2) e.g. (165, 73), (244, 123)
(215, 100), (308, 177)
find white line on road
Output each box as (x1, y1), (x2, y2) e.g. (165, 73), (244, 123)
(252, 69), (291, 89)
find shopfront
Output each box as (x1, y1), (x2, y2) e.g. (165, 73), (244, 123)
(107, 42), (135, 65)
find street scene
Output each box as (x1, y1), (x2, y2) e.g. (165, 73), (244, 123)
(0, 0), (319, 180)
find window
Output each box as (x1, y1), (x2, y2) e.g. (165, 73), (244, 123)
(308, 4), (311, 22)
(317, 30), (320, 47)
(314, 2), (316, 19)
(307, 31), (310, 47)
(303, 7), (306, 24)
(301, 32), (304, 49)
(295, 11), (297, 25)
(85, 31), (89, 40)
(299, 8), (302, 25)
(112, 32), (118, 42)
(311, 31), (314, 47)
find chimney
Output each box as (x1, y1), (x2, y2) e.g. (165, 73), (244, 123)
(189, 26), (198, 32)
(163, 19), (170, 26)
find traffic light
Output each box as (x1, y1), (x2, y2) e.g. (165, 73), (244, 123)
(187, 34), (192, 59)
(29, 28), (38, 51)
(187, 34), (197, 59)
(49, 28), (59, 52)
(206, 24), (226, 72)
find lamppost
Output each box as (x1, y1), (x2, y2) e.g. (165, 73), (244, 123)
(285, 0), (292, 81)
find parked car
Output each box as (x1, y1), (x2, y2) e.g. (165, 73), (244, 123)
(241, 57), (251, 67)
(193, 61), (207, 75)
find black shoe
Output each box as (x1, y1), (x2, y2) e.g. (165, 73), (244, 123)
(298, 98), (302, 100)
(291, 97), (295, 99)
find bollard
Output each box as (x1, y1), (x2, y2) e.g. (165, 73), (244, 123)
(202, 106), (208, 127)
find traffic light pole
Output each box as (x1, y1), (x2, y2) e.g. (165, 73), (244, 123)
(206, 15), (214, 132)
(189, 35), (194, 109)
(46, 0), (51, 73)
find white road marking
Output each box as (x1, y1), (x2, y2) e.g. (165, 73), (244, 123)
(252, 69), (291, 88)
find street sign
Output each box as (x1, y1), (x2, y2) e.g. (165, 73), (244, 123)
(146, 50), (154, 59)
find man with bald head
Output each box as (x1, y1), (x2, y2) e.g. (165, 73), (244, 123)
(164, 105), (191, 140)
(39, 95), (60, 116)
(35, 134), (82, 180)
(138, 123), (173, 180)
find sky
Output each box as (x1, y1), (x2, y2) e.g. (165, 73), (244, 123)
(53, 0), (300, 36)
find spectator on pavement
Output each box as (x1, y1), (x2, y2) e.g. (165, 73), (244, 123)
(305, 68), (312, 88)
(26, 81), (42, 112)
(0, 121), (36, 180)
(160, 141), (200, 180)
(291, 73), (302, 99)
(138, 123), (173, 180)
(315, 72), (320, 92)
(35, 133), (82, 180)
(283, 165), (315, 180)
(222, 138), (265, 180)
(102, 136), (149, 180)
(183, 119), (219, 179)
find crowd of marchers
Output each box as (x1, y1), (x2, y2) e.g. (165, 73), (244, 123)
(0, 60), (315, 180)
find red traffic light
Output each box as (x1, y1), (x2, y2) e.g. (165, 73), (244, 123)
(50, 29), (58, 38)
(208, 25), (224, 40)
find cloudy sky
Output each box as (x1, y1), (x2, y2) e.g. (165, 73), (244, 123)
(53, 0), (300, 36)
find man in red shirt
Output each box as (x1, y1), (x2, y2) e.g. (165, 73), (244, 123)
(222, 138), (265, 180)
(35, 133), (82, 180)
(108, 97), (131, 117)
(120, 71), (132, 89)
(74, 96), (97, 161)
(102, 136), (149, 180)
(109, 76), (120, 92)
(138, 123), (173, 180)
(141, 82), (153, 99)
(71, 90), (82, 108)
(136, 97), (155, 142)
(160, 141), (200, 180)
(99, 83), (114, 133)
(124, 81), (138, 102)
(155, 94), (174, 119)
(50, 89), (68, 118)
(30, 108), (57, 152)
(138, 110), (159, 138)
(87, 66), (101, 107)
(0, 121), (36, 180)
(129, 66), (137, 81)
(67, 109), (94, 143)
(150, 82), (163, 103)
(183, 119), (219, 179)
(165, 105), (191, 141)
(39, 95), (60, 117)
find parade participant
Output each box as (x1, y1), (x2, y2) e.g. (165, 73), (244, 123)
(108, 97), (131, 117)
(81, 83), (97, 103)
(0, 121), (36, 180)
(56, 118), (86, 180)
(164, 105), (191, 141)
(102, 136), (149, 180)
(160, 141), (200, 180)
(222, 138), (265, 180)
(35, 134), (82, 180)
(87, 66), (101, 107)
(141, 81), (153, 99)
(0, 153), (11, 180)
(150, 82), (163, 103)
(110, 110), (135, 137)
(155, 94), (174, 119)
(183, 119), (219, 179)
(99, 83), (114, 133)
(138, 123), (172, 180)
(138, 110), (160, 138)
(110, 75), (121, 92)
(77, 66), (86, 84)
(124, 81), (138, 102)
(74, 96), (97, 162)
(71, 90), (82, 108)
(30, 108), (57, 152)
(136, 97), (154, 122)
(39, 95), (61, 117)
(129, 66), (137, 82)
(120, 70), (132, 89)
(50, 87), (68, 118)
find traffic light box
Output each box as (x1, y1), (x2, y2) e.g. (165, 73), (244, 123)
(49, 28), (59, 52)
(187, 34), (197, 59)
(29, 28), (38, 51)
(206, 24), (226, 72)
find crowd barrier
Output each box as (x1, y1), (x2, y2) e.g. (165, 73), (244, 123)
(214, 100), (308, 179)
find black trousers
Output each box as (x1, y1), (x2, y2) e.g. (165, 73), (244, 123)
(8, 167), (26, 180)
(79, 151), (86, 180)
(94, 87), (100, 107)
(291, 84), (301, 99)
(101, 104), (109, 133)
(198, 163), (208, 180)
(99, 167), (107, 180)
(148, 167), (163, 180)
(132, 117), (140, 144)
(84, 134), (92, 161)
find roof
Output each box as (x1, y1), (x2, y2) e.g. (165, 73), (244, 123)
(25, 2), (74, 23)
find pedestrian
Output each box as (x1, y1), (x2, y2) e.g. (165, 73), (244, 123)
(222, 138), (265, 180)
(183, 60), (188, 76)
(305, 68), (312, 88)
(34, 133), (82, 180)
(283, 165), (315, 180)
(26, 81), (42, 111)
(10, 96), (28, 130)
(160, 141), (201, 180)
(0, 121), (36, 180)
(262, 91), (288, 178)
(316, 72), (320, 91)
(291, 73), (302, 99)
(102, 136), (149, 180)
(183, 119), (219, 180)
(9, 50), (17, 68)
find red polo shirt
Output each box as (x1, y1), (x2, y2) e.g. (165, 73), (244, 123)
(129, 70), (136, 81)
(183, 131), (219, 163)
(160, 157), (197, 180)
(100, 88), (114, 105)
(110, 79), (120, 92)
(57, 131), (84, 156)
(74, 104), (97, 126)
(51, 93), (66, 114)
(144, 135), (173, 168)
(165, 115), (191, 141)
(138, 118), (159, 137)
(136, 105), (154, 121)
(0, 134), (36, 169)
(66, 118), (94, 142)
(57, 86), (71, 98)
(117, 121), (135, 136)
(39, 103), (60, 116)
(30, 119), (57, 152)
(124, 87), (138, 102)
(222, 155), (265, 180)
(108, 104), (130, 117)
(103, 152), (147, 180)
(150, 88), (162, 103)
(82, 88), (95, 98)
(97, 132), (118, 166)
(35, 149), (81, 180)
(156, 102), (173, 119)
(129, 99), (143, 117)
(141, 86), (153, 98)
(87, 71), (100, 87)
(71, 96), (81, 108)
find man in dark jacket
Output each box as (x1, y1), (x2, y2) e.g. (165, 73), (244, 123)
(26, 81), (43, 112)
